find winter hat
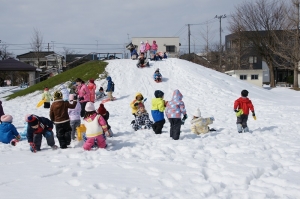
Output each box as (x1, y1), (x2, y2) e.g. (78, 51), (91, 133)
(99, 87), (104, 91)
(53, 91), (63, 100)
(155, 68), (160, 72)
(241, 90), (249, 97)
(1, 115), (13, 122)
(138, 103), (145, 108)
(97, 104), (107, 115)
(193, 108), (201, 117)
(140, 41), (144, 44)
(89, 79), (94, 84)
(27, 115), (39, 126)
(69, 94), (74, 101)
(44, 87), (49, 91)
(154, 90), (164, 98)
(85, 102), (95, 112)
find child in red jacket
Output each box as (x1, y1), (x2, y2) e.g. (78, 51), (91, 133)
(233, 90), (255, 133)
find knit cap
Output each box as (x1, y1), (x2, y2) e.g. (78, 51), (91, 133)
(85, 102), (95, 112)
(1, 115), (13, 122)
(138, 103), (145, 108)
(53, 91), (63, 100)
(27, 115), (39, 126)
(154, 90), (164, 98)
(97, 104), (107, 115)
(193, 108), (201, 117)
(99, 87), (104, 91)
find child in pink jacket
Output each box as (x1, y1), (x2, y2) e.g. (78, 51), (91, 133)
(83, 102), (108, 150)
(76, 78), (90, 117)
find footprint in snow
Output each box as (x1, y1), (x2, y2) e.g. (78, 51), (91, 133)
(72, 171), (83, 177)
(67, 179), (81, 187)
(93, 183), (108, 190)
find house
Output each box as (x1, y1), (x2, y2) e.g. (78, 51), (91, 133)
(16, 51), (64, 69)
(131, 37), (180, 58)
(225, 32), (295, 85)
(225, 70), (264, 87)
(0, 59), (37, 86)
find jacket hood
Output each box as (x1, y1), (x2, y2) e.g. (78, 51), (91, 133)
(106, 76), (112, 81)
(135, 92), (144, 100)
(190, 117), (202, 124)
(238, 97), (251, 103)
(172, 89), (183, 101)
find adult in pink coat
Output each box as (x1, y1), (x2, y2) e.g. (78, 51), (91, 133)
(75, 78), (90, 117)
(87, 79), (96, 103)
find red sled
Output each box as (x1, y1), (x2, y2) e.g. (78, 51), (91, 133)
(155, 79), (162, 83)
(101, 97), (117, 104)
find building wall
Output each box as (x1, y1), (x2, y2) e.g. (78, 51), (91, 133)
(132, 37), (180, 57)
(28, 71), (36, 86)
(226, 70), (263, 87)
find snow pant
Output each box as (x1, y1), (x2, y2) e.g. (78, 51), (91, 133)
(44, 102), (50, 108)
(169, 118), (182, 140)
(80, 101), (87, 117)
(236, 114), (249, 133)
(33, 131), (55, 150)
(152, 119), (165, 134)
(70, 119), (81, 140)
(107, 91), (114, 100)
(133, 119), (153, 131)
(83, 134), (106, 150)
(55, 121), (72, 149)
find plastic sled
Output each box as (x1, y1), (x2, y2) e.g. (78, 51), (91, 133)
(36, 99), (45, 108)
(101, 97), (117, 104)
(155, 79), (162, 83)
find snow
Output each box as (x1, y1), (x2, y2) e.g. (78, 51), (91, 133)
(1, 58), (300, 199)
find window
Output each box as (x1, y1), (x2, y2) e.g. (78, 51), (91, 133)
(249, 56), (257, 63)
(226, 41), (231, 49)
(166, 45), (175, 53)
(251, 74), (258, 80)
(240, 75), (247, 80)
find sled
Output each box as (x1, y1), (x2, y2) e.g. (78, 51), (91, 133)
(155, 79), (162, 83)
(101, 97), (117, 104)
(36, 99), (45, 108)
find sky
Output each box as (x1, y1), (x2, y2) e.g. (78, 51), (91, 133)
(1, 58), (300, 198)
(0, 0), (247, 56)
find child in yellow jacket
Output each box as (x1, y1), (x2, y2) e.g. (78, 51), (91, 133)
(130, 92), (145, 117)
(191, 108), (215, 135)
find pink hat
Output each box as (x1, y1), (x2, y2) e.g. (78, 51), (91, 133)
(1, 115), (13, 122)
(24, 114), (32, 122)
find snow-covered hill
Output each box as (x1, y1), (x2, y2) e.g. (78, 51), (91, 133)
(1, 58), (300, 199)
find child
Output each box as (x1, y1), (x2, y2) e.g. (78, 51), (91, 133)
(163, 52), (168, 59)
(50, 91), (77, 149)
(59, 84), (70, 101)
(96, 87), (106, 99)
(165, 89), (187, 140)
(0, 100), (4, 121)
(41, 87), (52, 108)
(76, 78), (90, 117)
(191, 108), (215, 135)
(131, 48), (138, 60)
(68, 94), (81, 140)
(234, 90), (255, 133)
(106, 76), (115, 101)
(83, 102), (108, 150)
(87, 79), (96, 103)
(0, 115), (20, 146)
(139, 41), (146, 54)
(151, 90), (167, 134)
(26, 114), (58, 152)
(151, 40), (158, 55)
(132, 103), (153, 131)
(136, 52), (149, 68)
(153, 68), (162, 82)
(97, 103), (113, 137)
(130, 92), (145, 118)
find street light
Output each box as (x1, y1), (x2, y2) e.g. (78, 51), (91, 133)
(215, 14), (226, 68)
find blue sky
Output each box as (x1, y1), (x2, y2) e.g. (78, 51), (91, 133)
(0, 0), (248, 56)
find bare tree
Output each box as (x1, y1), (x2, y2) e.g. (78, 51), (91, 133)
(229, 0), (287, 87)
(0, 43), (14, 60)
(30, 28), (44, 68)
(199, 22), (215, 54)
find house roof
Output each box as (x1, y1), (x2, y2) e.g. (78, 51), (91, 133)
(16, 51), (55, 59)
(0, 59), (37, 71)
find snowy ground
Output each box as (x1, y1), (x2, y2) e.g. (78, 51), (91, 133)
(1, 58), (300, 199)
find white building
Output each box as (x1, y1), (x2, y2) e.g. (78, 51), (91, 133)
(131, 37), (180, 58)
(225, 70), (264, 87)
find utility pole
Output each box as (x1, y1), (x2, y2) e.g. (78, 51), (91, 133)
(215, 14), (226, 68)
(45, 43), (51, 51)
(188, 24), (191, 54)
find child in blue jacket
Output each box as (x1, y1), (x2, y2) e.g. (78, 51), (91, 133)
(0, 115), (20, 146)
(106, 76), (115, 101)
(153, 68), (162, 82)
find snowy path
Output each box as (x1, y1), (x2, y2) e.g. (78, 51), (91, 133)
(1, 59), (300, 198)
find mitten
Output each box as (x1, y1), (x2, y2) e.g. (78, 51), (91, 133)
(252, 112), (255, 117)
(234, 109), (238, 112)
(29, 142), (36, 153)
(134, 102), (139, 107)
(182, 114), (188, 120)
